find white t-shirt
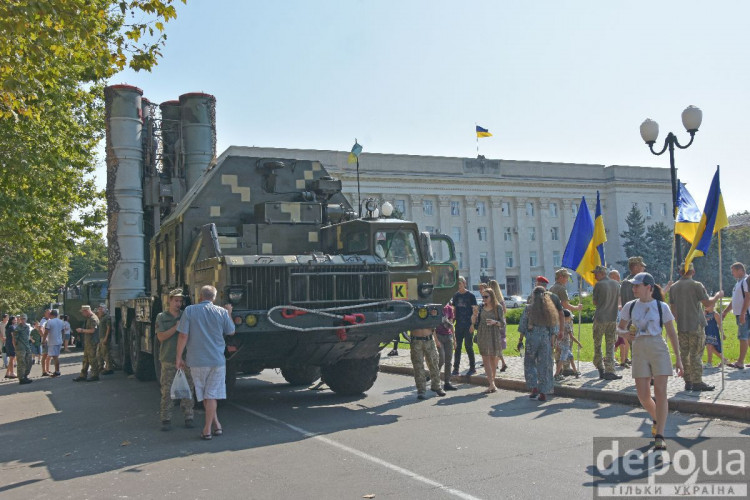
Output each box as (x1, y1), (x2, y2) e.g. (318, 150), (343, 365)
(45, 318), (64, 346)
(620, 299), (675, 337)
(730, 274), (750, 316)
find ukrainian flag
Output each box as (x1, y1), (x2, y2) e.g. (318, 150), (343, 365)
(476, 125), (492, 138)
(684, 167), (729, 269)
(674, 181), (701, 243)
(562, 196), (603, 286)
(347, 141), (363, 164)
(594, 191), (607, 265)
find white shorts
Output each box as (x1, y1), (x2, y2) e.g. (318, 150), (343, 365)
(189, 365), (226, 401)
(631, 335), (673, 378)
(48, 344), (62, 357)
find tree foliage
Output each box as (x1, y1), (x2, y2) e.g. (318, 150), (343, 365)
(0, 0), (185, 311)
(693, 225), (750, 295)
(68, 237), (108, 286)
(618, 205), (649, 269)
(645, 221), (674, 286)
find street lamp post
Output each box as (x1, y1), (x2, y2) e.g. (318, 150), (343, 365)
(639, 105), (703, 261)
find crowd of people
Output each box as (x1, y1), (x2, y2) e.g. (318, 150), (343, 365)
(405, 258), (750, 451)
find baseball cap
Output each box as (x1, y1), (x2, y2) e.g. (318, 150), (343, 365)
(628, 272), (655, 286)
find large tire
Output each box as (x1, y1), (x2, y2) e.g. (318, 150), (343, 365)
(129, 323), (156, 381)
(281, 364), (321, 386)
(321, 354), (380, 396)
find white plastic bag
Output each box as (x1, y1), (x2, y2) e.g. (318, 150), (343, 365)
(170, 369), (192, 400)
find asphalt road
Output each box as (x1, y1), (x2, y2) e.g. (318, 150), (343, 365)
(0, 351), (747, 499)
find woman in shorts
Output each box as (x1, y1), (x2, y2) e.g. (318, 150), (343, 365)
(618, 272), (683, 451)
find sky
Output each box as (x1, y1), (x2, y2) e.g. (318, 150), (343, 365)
(105, 0), (750, 215)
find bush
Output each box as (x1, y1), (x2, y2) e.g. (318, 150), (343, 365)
(504, 294), (596, 324)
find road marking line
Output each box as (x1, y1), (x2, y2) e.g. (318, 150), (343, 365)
(230, 402), (482, 500)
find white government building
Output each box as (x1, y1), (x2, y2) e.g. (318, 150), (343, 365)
(241, 147), (672, 297)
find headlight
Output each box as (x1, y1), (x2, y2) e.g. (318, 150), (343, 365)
(245, 314), (258, 327)
(417, 307), (428, 319)
(418, 283), (434, 298)
(365, 198), (379, 213)
(228, 287), (244, 304)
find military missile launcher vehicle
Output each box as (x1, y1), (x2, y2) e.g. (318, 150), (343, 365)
(105, 85), (458, 396)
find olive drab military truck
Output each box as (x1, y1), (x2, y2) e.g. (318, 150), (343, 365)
(105, 85), (458, 397)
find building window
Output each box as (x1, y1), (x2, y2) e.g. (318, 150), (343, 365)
(660, 203), (668, 216)
(502, 202), (510, 216)
(477, 226), (487, 241)
(528, 227), (536, 242)
(480, 252), (488, 269)
(451, 201), (460, 216)
(645, 202), (653, 218)
(394, 199), (406, 215)
(550, 202), (558, 217)
(551, 227), (559, 241)
(476, 201), (486, 216)
(425, 226), (435, 234)
(452, 226), (461, 243)
(553, 251), (561, 267)
(457, 252), (464, 268)
(505, 251), (514, 268)
(423, 200), (433, 216)
(504, 227), (513, 242)
(571, 202), (578, 216)
(529, 251), (538, 267)
(526, 202), (535, 217)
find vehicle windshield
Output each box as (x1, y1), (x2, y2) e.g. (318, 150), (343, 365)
(374, 229), (421, 267)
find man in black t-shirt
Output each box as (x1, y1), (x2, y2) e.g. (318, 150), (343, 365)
(452, 276), (478, 376)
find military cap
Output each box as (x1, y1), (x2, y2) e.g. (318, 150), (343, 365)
(628, 256), (646, 268)
(593, 265), (608, 274)
(555, 268), (571, 278)
(535, 275), (549, 284)
(679, 261), (695, 274)
(80, 305), (92, 313)
(168, 289), (185, 298)
(20, 313), (28, 320)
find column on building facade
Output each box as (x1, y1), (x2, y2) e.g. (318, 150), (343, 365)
(464, 195), (480, 287)
(437, 195), (451, 237)
(489, 198), (507, 292)
(539, 197), (554, 280)
(514, 197), (532, 296)
(409, 194), (424, 231)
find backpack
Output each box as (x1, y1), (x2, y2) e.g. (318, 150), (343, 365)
(629, 300), (663, 329)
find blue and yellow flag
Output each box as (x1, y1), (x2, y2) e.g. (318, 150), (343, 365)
(476, 125), (492, 138)
(674, 181), (701, 243)
(594, 191), (607, 265)
(347, 141), (363, 164)
(684, 168), (729, 269)
(562, 196), (603, 286)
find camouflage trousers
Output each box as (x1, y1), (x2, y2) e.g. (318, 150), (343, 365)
(435, 333), (455, 385)
(97, 340), (114, 371)
(160, 362), (195, 422)
(16, 349), (32, 380)
(678, 328), (705, 384)
(593, 321), (617, 373)
(80, 340), (100, 378)
(410, 336), (441, 394)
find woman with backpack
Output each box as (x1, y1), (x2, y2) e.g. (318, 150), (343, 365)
(475, 288), (505, 393)
(618, 272), (684, 451)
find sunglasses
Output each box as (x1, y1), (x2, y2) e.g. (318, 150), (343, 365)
(482, 295), (490, 299)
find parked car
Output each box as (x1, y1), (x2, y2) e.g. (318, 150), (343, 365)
(504, 295), (526, 308)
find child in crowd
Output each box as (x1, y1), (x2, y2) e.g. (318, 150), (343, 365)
(30, 321), (42, 364)
(704, 304), (726, 367)
(554, 309), (582, 380)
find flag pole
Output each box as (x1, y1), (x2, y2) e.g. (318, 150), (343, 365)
(355, 138), (361, 218)
(476, 123), (479, 156)
(718, 228), (725, 390)
(576, 274), (582, 372)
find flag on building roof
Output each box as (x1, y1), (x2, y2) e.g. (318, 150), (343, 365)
(476, 125), (492, 138)
(562, 196), (602, 286)
(683, 167), (729, 269)
(674, 181), (701, 243)
(594, 191), (607, 266)
(348, 141), (363, 164)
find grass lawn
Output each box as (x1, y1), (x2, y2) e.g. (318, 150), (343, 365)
(396, 320), (743, 364)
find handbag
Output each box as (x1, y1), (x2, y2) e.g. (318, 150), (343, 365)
(170, 369), (192, 400)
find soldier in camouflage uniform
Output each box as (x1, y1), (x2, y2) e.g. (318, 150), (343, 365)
(73, 305), (101, 382)
(96, 305), (115, 375)
(13, 314), (33, 384)
(592, 265), (621, 380)
(410, 328), (446, 400)
(156, 289), (195, 430)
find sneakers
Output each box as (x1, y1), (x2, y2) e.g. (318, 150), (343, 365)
(19, 378), (33, 385)
(72, 376), (87, 382)
(466, 368), (477, 376)
(161, 420), (171, 431)
(537, 393), (547, 402)
(554, 374), (565, 381)
(432, 388), (446, 397)
(51, 372), (61, 378)
(387, 349), (399, 357)
(602, 372), (622, 381)
(703, 362), (713, 369)
(86, 376), (100, 382)
(417, 393), (427, 400)
(684, 382), (693, 391)
(691, 382), (715, 391)
(451, 368), (459, 376)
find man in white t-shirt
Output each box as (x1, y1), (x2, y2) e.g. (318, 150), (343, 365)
(722, 262), (750, 369)
(44, 310), (64, 377)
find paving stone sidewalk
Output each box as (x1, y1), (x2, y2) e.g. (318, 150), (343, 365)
(379, 348), (750, 420)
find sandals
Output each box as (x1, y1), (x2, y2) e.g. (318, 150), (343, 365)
(200, 433), (213, 440)
(483, 387), (497, 394)
(729, 362), (745, 370)
(212, 427), (223, 436)
(500, 365), (507, 372)
(653, 434), (666, 451)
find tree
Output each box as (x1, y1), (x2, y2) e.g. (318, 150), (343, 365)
(68, 237), (108, 286)
(0, 1), (185, 311)
(693, 226), (750, 294)
(618, 205), (650, 270)
(645, 222), (673, 286)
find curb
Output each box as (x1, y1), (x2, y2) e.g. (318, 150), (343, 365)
(379, 365), (750, 421)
